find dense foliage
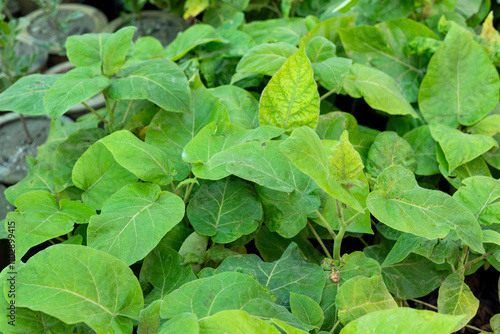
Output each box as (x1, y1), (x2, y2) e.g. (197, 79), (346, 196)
(1, 0), (500, 333)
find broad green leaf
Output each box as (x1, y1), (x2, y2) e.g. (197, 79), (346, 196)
(236, 42), (298, 76)
(137, 301), (162, 334)
(124, 37), (166, 69)
(430, 123), (497, 173)
(340, 308), (463, 334)
(101, 130), (176, 185)
(184, 0), (209, 18)
(438, 273), (479, 332)
(365, 243), (451, 299)
(419, 24), (500, 127)
(210, 85), (259, 129)
(44, 67), (111, 119)
(330, 130), (364, 183)
(140, 243), (196, 305)
(242, 18), (308, 45)
(356, 0), (414, 22)
(0, 74), (60, 115)
(367, 166), (484, 253)
(382, 233), (424, 266)
(338, 251), (382, 285)
(290, 293), (324, 329)
(440, 156), (493, 190)
(107, 58), (191, 113)
(366, 131), (416, 177)
(14, 245), (143, 334)
(183, 123), (283, 180)
(312, 57), (352, 92)
(403, 125), (439, 176)
(66, 33), (109, 68)
(259, 47), (320, 132)
(280, 126), (364, 212)
(306, 36), (336, 63)
(187, 177), (262, 243)
(199, 310), (280, 334)
(166, 24), (228, 61)
(343, 64), (418, 118)
(453, 176), (500, 225)
(7, 191), (95, 259)
(338, 19), (438, 102)
(157, 313), (199, 334)
(54, 128), (107, 192)
(4, 159), (55, 205)
(146, 83), (229, 180)
(216, 243), (325, 307)
(88, 183), (185, 265)
(178, 231), (209, 274)
(72, 141), (138, 210)
(468, 115), (500, 136)
(102, 27), (136, 76)
(484, 134), (500, 169)
(320, 278), (338, 331)
(242, 299), (312, 331)
(336, 275), (397, 325)
(160, 271), (274, 318)
(316, 111), (358, 140)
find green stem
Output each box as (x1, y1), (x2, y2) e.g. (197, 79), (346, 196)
(82, 101), (109, 125)
(344, 210), (365, 227)
(333, 199), (346, 261)
(307, 221), (332, 259)
(55, 237), (66, 242)
(320, 89), (336, 101)
(102, 91), (114, 129)
(183, 177), (197, 204)
(330, 320), (340, 334)
(122, 100), (134, 124)
(315, 210), (336, 238)
(410, 298), (437, 310)
(463, 251), (495, 271)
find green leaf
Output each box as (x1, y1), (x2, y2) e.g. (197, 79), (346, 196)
(187, 177), (263, 243)
(382, 233), (425, 266)
(316, 111), (358, 140)
(54, 128), (107, 192)
(242, 18), (308, 45)
(453, 176), (500, 225)
(157, 313), (199, 334)
(338, 19), (438, 102)
(8, 191), (95, 259)
(107, 58), (191, 113)
(160, 271), (274, 318)
(337, 251), (382, 285)
(367, 165), (484, 253)
(66, 32), (109, 68)
(306, 36), (336, 63)
(14, 245), (143, 333)
(146, 83), (229, 180)
(312, 57), (352, 92)
(366, 131), (416, 177)
(166, 24), (228, 61)
(430, 123), (497, 173)
(236, 42), (298, 76)
(403, 125), (439, 176)
(140, 243), (196, 305)
(199, 310), (281, 333)
(438, 273), (479, 332)
(259, 47), (320, 132)
(339, 308), (463, 334)
(280, 126), (364, 212)
(210, 85), (259, 129)
(329, 130), (364, 183)
(215, 243), (325, 307)
(290, 293), (324, 329)
(336, 275), (398, 325)
(484, 134), (500, 169)
(102, 27), (136, 76)
(356, 0), (414, 22)
(343, 64), (418, 118)
(179, 231), (209, 274)
(419, 24), (500, 127)
(72, 141), (138, 210)
(0, 74), (60, 115)
(125, 36), (166, 69)
(137, 300), (163, 334)
(88, 183), (185, 265)
(44, 67), (111, 119)
(100, 130), (177, 185)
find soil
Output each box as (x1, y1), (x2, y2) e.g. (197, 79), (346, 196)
(0, 116), (51, 185)
(117, 14), (188, 46)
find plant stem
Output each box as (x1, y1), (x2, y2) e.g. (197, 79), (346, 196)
(332, 199), (347, 261)
(410, 298), (437, 310)
(320, 89), (336, 101)
(330, 320), (340, 333)
(102, 91), (114, 130)
(315, 210), (336, 238)
(464, 251), (495, 271)
(183, 177), (197, 204)
(343, 210), (365, 227)
(19, 115), (33, 144)
(82, 102), (109, 125)
(122, 100), (134, 124)
(307, 221), (332, 259)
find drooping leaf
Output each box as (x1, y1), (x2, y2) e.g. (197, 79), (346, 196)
(187, 177), (263, 243)
(259, 47), (320, 132)
(210, 85), (259, 129)
(340, 308), (463, 334)
(44, 67), (111, 119)
(343, 64), (418, 118)
(236, 42), (298, 76)
(14, 245), (144, 334)
(215, 243), (325, 307)
(7, 191), (95, 259)
(336, 275), (398, 325)
(107, 58), (191, 113)
(87, 183), (185, 265)
(100, 130), (177, 185)
(366, 131), (416, 177)
(438, 273), (479, 332)
(453, 176), (500, 225)
(367, 165), (484, 253)
(290, 293), (324, 329)
(419, 24), (500, 127)
(0, 74), (60, 115)
(166, 24), (228, 61)
(430, 123), (497, 173)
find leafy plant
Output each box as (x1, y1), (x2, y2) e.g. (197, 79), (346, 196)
(1, 1), (500, 333)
